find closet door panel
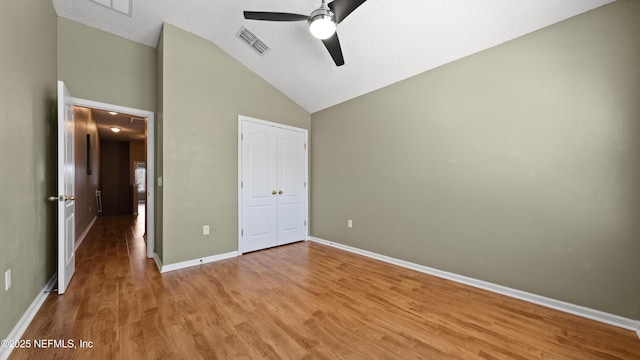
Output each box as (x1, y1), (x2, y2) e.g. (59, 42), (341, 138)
(277, 128), (307, 245)
(241, 122), (278, 253)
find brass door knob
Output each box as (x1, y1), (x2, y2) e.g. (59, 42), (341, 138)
(65, 195), (76, 201)
(278, 190), (283, 195)
(48, 195), (59, 202)
(272, 190), (277, 195)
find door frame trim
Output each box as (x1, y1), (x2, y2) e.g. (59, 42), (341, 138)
(237, 115), (309, 255)
(72, 97), (156, 259)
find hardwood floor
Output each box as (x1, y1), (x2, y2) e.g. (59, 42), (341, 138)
(10, 214), (640, 359)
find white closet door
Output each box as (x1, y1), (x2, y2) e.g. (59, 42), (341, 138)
(276, 128), (307, 245)
(241, 121), (278, 253)
(239, 117), (308, 254)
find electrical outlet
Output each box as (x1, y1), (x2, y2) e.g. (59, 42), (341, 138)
(203, 225), (210, 235)
(5, 269), (11, 291)
(348, 219), (353, 228)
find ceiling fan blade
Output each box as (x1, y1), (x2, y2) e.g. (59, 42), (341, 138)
(243, 11), (308, 22)
(328, 0), (367, 23)
(321, 32), (345, 66)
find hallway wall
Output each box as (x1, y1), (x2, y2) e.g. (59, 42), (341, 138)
(74, 107), (101, 241)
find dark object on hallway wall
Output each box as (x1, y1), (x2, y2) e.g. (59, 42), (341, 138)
(86, 134), (92, 175)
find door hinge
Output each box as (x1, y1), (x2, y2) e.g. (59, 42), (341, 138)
(241, 133), (243, 140)
(241, 181), (243, 189)
(241, 230), (243, 236)
(304, 181), (307, 188)
(304, 143), (307, 150)
(304, 220), (307, 226)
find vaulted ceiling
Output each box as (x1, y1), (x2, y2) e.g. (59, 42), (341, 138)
(52, 0), (613, 113)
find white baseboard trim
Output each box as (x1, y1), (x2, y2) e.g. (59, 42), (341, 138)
(75, 216), (97, 251)
(159, 251), (239, 273)
(309, 237), (640, 334)
(0, 274), (57, 360)
(153, 253), (163, 273)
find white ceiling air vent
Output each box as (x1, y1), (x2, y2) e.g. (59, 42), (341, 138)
(90, 0), (132, 16)
(237, 27), (270, 56)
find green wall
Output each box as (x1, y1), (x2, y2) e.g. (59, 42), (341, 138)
(0, 0), (58, 339)
(159, 24), (310, 265)
(311, 0), (640, 319)
(57, 18), (156, 112)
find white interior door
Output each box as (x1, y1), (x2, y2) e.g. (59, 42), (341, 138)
(241, 121), (278, 253)
(57, 81), (76, 294)
(276, 128), (307, 245)
(239, 117), (308, 254)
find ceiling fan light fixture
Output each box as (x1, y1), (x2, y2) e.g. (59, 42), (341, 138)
(308, 8), (336, 40)
(110, 127), (121, 133)
(243, 0), (370, 66)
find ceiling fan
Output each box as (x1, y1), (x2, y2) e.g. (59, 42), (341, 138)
(243, 0), (368, 66)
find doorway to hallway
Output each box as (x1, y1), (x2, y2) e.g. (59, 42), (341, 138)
(72, 97), (155, 259)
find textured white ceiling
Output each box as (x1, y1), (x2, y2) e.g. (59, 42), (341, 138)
(52, 0), (613, 113)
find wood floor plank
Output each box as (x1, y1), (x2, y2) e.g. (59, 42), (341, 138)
(118, 321), (147, 359)
(9, 212), (640, 359)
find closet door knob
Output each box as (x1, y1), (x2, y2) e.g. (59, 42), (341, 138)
(272, 190), (277, 195)
(278, 190), (283, 195)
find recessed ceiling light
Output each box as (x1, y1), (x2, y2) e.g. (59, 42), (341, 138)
(108, 111), (118, 115)
(110, 127), (121, 133)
